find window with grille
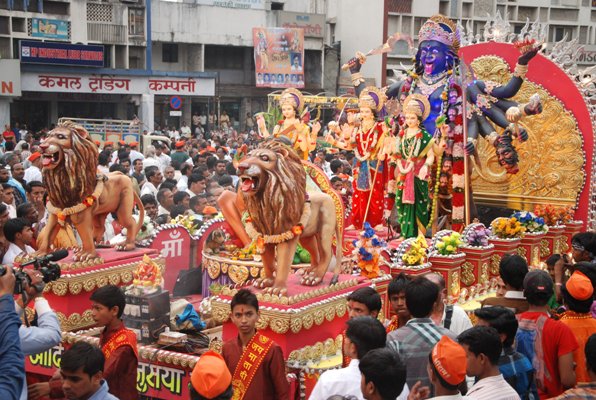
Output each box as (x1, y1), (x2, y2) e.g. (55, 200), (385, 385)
(128, 8), (144, 36)
(388, 0), (412, 13)
(87, 3), (113, 23)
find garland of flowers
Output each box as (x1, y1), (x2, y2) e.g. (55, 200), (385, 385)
(395, 129), (423, 179)
(448, 79), (465, 230)
(245, 202), (311, 254)
(426, 152), (443, 229)
(46, 179), (104, 226)
(354, 123), (379, 162)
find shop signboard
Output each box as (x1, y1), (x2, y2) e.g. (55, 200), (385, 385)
(197, 0), (264, 9)
(22, 73), (216, 97)
(20, 40), (104, 67)
(278, 12), (324, 38)
(30, 18), (70, 40)
(0, 60), (21, 97)
(253, 27), (304, 89)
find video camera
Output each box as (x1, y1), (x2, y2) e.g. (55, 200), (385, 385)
(0, 249), (67, 295)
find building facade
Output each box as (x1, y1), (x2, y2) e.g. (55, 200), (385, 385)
(384, 0), (596, 78)
(1, 0), (593, 133)
(0, 0), (219, 134)
(151, 0), (330, 130)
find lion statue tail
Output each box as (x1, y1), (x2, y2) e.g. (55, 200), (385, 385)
(132, 191), (145, 240)
(329, 220), (343, 286)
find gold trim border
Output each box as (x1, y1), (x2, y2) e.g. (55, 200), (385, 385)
(44, 257), (165, 297)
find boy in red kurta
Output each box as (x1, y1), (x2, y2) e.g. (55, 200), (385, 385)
(43, 285), (139, 400)
(221, 289), (289, 400)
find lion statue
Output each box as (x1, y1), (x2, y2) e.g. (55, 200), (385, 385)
(37, 121), (144, 260)
(234, 139), (342, 295)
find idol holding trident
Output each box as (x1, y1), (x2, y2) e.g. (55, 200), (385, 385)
(326, 87), (392, 230)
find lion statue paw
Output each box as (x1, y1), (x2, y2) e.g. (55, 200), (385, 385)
(262, 286), (287, 296)
(253, 278), (274, 289)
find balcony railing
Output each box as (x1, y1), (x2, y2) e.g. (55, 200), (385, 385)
(87, 22), (126, 44)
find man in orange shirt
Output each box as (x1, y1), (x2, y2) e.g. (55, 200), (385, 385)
(560, 271), (596, 383)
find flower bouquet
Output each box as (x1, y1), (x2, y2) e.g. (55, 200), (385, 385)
(172, 213), (203, 236)
(401, 235), (429, 266)
(435, 232), (464, 256)
(491, 217), (526, 239)
(511, 211), (548, 234)
(460, 223), (494, 292)
(352, 223), (386, 279)
(533, 205), (575, 226)
(465, 226), (491, 247)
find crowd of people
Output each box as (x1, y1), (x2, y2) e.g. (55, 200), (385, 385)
(0, 119), (594, 400)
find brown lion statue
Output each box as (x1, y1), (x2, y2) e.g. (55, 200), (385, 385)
(233, 139), (342, 295)
(37, 121), (144, 260)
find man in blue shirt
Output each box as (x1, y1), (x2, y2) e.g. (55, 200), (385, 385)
(0, 265), (26, 400)
(18, 269), (61, 400)
(474, 306), (538, 399)
(59, 341), (119, 400)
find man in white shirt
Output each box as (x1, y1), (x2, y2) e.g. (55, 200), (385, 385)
(2, 217), (34, 264)
(156, 188), (173, 217)
(23, 152), (42, 184)
(176, 164), (193, 192)
(457, 326), (520, 400)
(140, 166), (162, 198)
(180, 121), (191, 138)
(128, 141), (145, 165)
(154, 143), (171, 173)
(425, 272), (473, 336)
(310, 316), (409, 400)
(2, 183), (17, 218)
(186, 173), (206, 199)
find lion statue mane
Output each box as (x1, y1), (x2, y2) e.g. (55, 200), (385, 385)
(37, 121), (144, 260)
(242, 139), (307, 235)
(43, 121), (99, 209)
(238, 138), (341, 294)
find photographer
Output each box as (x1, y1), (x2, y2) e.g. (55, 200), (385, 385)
(0, 265), (26, 400)
(551, 232), (596, 303)
(17, 268), (61, 400)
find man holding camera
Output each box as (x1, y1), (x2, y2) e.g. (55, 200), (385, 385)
(16, 267), (62, 400)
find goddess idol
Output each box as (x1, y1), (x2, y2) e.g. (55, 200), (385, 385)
(347, 14), (543, 229)
(394, 95), (435, 238)
(256, 88), (320, 160)
(326, 86), (391, 229)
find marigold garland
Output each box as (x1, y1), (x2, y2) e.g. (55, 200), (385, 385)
(245, 202), (311, 254)
(46, 178), (104, 226)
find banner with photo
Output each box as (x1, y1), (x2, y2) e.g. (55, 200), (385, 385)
(253, 27), (304, 89)
(31, 18), (70, 40)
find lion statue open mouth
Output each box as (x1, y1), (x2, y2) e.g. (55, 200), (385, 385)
(236, 139), (342, 295)
(36, 121), (144, 260)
